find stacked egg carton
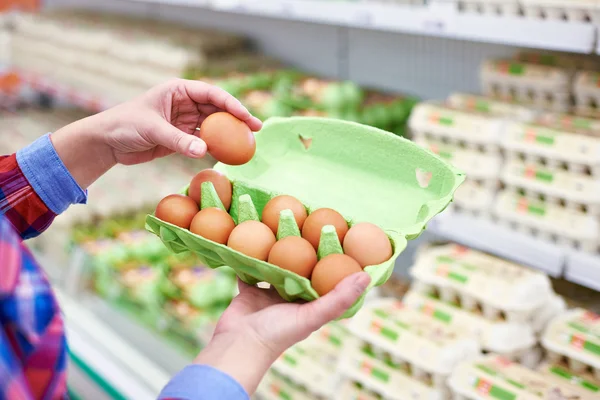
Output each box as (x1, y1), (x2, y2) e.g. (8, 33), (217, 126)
(9, 10), (245, 104)
(257, 322), (351, 400)
(409, 102), (504, 217)
(498, 119), (600, 251)
(574, 71), (600, 118)
(337, 298), (481, 400)
(481, 59), (571, 113)
(541, 309), (600, 389)
(449, 354), (598, 400)
(407, 243), (566, 366)
(456, 0), (521, 16)
(521, 0), (600, 23)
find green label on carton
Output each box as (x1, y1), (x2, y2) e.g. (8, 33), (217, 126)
(473, 378), (517, 400)
(370, 320), (399, 341)
(282, 354), (297, 366)
(550, 366), (599, 392)
(496, 62), (525, 76)
(270, 385), (292, 400)
(521, 128), (555, 146)
(568, 334), (600, 356)
(421, 304), (452, 323)
(516, 198), (546, 217)
(359, 361), (389, 383)
(523, 166), (553, 183)
(436, 266), (468, 283)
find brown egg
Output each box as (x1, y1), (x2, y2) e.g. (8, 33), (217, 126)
(155, 194), (199, 229)
(227, 220), (276, 261)
(262, 195), (308, 235)
(188, 169), (233, 210)
(311, 254), (363, 296)
(199, 112), (256, 165)
(301, 208), (349, 250)
(268, 236), (317, 278)
(343, 222), (392, 268)
(190, 208), (235, 244)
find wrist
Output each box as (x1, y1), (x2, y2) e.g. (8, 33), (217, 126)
(51, 113), (116, 189)
(194, 332), (278, 395)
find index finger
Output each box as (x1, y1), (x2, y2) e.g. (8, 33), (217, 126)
(182, 80), (263, 132)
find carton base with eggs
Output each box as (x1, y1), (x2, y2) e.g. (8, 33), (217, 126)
(146, 117), (463, 317)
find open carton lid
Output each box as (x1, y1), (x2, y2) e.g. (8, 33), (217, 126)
(215, 117), (464, 237)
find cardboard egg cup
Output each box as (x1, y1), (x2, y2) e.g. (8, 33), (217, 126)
(457, 1), (521, 17)
(146, 117), (463, 318)
(521, 0), (600, 24)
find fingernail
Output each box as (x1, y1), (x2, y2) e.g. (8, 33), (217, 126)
(190, 140), (206, 157)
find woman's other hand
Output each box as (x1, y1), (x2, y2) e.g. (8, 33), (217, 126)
(51, 79), (262, 189)
(194, 272), (371, 395)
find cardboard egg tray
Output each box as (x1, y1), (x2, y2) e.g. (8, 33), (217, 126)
(574, 71), (600, 118)
(336, 337), (447, 400)
(402, 289), (543, 365)
(347, 299), (480, 386)
(537, 361), (600, 396)
(409, 103), (504, 154)
(410, 243), (556, 322)
(542, 309), (600, 382)
(481, 60), (571, 113)
(449, 354), (597, 400)
(457, 1), (521, 17)
(147, 117), (464, 317)
(521, 0), (600, 23)
(502, 121), (600, 177)
(447, 93), (538, 121)
(257, 369), (317, 400)
(493, 190), (600, 252)
(501, 159), (600, 215)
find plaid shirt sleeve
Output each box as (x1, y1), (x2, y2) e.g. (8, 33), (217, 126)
(0, 134), (87, 400)
(0, 157), (68, 399)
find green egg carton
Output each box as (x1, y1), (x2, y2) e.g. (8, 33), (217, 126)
(146, 117), (464, 317)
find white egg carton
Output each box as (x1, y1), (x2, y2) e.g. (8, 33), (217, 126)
(449, 354), (597, 400)
(446, 93), (538, 121)
(403, 289), (545, 363)
(542, 309), (600, 381)
(410, 243), (554, 316)
(335, 338), (447, 400)
(348, 298), (480, 381)
(335, 380), (382, 400)
(535, 112), (600, 137)
(413, 135), (502, 182)
(521, 0), (600, 23)
(493, 190), (600, 252)
(537, 361), (600, 396)
(574, 71), (600, 118)
(456, 1), (521, 17)
(451, 179), (498, 217)
(516, 51), (600, 71)
(502, 121), (600, 175)
(409, 103), (504, 152)
(501, 158), (600, 214)
(257, 370), (317, 400)
(481, 60), (571, 113)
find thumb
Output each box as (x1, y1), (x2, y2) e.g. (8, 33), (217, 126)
(152, 121), (207, 158)
(299, 272), (371, 333)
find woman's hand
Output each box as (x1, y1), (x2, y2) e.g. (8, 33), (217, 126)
(51, 79), (262, 189)
(194, 272), (371, 395)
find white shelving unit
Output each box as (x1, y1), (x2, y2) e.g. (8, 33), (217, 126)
(428, 211), (566, 277)
(126, 0), (597, 53)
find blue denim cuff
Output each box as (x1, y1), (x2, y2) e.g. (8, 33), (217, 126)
(158, 364), (249, 400)
(16, 133), (87, 214)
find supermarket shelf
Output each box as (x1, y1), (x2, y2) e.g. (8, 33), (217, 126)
(130, 0), (597, 53)
(16, 70), (114, 112)
(56, 288), (175, 399)
(566, 251), (600, 292)
(428, 211), (565, 277)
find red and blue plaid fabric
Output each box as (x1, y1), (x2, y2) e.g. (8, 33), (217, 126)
(0, 154), (67, 399)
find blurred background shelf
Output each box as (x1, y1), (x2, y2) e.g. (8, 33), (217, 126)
(127, 0), (597, 53)
(429, 211), (566, 277)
